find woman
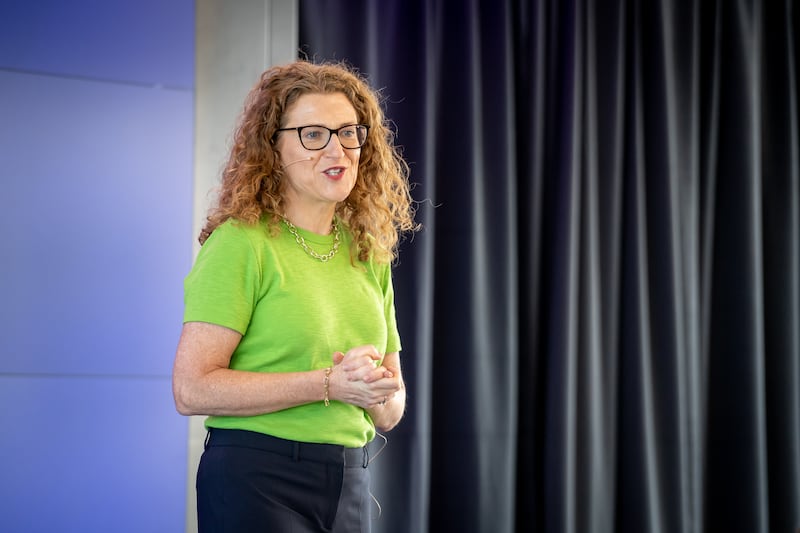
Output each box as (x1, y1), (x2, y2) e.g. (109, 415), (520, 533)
(172, 60), (417, 532)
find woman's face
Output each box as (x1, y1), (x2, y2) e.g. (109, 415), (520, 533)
(276, 92), (361, 218)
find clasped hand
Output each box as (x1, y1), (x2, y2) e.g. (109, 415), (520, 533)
(329, 345), (400, 409)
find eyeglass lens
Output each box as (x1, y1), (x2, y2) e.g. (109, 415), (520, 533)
(298, 125), (368, 150)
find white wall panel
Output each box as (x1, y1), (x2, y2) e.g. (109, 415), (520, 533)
(0, 1), (194, 530)
(0, 0), (194, 87)
(0, 71), (192, 376)
(0, 376), (187, 532)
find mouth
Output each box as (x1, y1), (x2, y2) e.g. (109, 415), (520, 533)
(323, 166), (346, 178)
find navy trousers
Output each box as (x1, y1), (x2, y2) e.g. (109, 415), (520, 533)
(197, 429), (373, 533)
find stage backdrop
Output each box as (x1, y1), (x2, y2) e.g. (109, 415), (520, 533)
(299, 1), (799, 532)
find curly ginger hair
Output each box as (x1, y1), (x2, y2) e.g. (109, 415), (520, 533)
(199, 60), (418, 264)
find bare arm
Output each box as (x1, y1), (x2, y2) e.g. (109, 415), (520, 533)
(172, 321), (331, 416)
(172, 322), (405, 423)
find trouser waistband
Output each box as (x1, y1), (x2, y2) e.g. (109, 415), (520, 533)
(205, 428), (370, 468)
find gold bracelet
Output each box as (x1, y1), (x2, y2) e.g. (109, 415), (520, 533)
(323, 367), (332, 406)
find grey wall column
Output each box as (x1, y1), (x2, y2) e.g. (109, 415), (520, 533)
(188, 1), (297, 531)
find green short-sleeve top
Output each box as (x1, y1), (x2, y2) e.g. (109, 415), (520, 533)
(183, 218), (401, 447)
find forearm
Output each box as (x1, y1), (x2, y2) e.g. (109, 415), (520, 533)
(174, 367), (327, 417)
(366, 382), (406, 432)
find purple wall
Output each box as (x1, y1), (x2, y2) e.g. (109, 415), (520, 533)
(0, 1), (194, 530)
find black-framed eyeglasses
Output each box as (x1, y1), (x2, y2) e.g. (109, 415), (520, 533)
(274, 124), (369, 150)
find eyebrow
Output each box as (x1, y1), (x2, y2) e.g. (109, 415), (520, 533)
(283, 121), (360, 129)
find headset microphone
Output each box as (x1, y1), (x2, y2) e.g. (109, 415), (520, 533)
(282, 156), (313, 168)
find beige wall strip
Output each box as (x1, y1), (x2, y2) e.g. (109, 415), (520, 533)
(188, 1), (297, 531)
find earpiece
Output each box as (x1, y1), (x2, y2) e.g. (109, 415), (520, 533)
(282, 156), (313, 168)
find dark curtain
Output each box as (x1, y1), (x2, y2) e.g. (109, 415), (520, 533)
(298, 1), (800, 532)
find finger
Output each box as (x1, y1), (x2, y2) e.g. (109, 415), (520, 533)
(344, 345), (381, 361)
(342, 354), (383, 373)
(375, 392), (395, 407)
(348, 363), (387, 382)
(361, 367), (391, 383)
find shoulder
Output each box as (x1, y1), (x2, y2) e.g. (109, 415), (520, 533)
(202, 219), (277, 254)
(193, 220), (276, 274)
(207, 218), (268, 243)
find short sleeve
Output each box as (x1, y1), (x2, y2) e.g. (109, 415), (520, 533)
(381, 264), (402, 354)
(183, 222), (262, 334)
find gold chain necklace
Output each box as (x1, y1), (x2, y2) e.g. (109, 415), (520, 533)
(282, 217), (341, 262)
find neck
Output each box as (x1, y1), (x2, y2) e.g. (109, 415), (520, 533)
(282, 206), (336, 235)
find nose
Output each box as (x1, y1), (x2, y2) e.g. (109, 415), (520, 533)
(323, 132), (346, 157)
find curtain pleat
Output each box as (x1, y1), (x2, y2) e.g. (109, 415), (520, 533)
(514, 1), (548, 531)
(760, 2), (800, 532)
(299, 1), (800, 531)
